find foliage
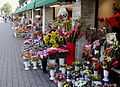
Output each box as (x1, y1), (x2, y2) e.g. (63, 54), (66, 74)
(1, 2), (12, 15)
(64, 17), (84, 43)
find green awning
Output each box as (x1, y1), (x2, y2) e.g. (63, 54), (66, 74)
(35, 0), (58, 8)
(15, 6), (26, 13)
(26, 0), (35, 10)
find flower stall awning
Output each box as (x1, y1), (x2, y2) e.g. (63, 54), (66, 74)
(15, 6), (26, 13)
(35, 0), (58, 8)
(26, 0), (35, 10)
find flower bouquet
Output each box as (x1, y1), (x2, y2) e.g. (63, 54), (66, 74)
(63, 81), (71, 87)
(54, 72), (66, 81)
(47, 48), (58, 59)
(22, 51), (32, 60)
(54, 72), (66, 87)
(71, 71), (80, 80)
(59, 64), (66, 74)
(66, 65), (73, 71)
(31, 56), (38, 70)
(73, 60), (82, 71)
(106, 11), (120, 33)
(83, 67), (92, 81)
(58, 48), (68, 66)
(22, 51), (32, 70)
(48, 63), (57, 70)
(43, 31), (59, 48)
(74, 60), (81, 66)
(91, 74), (101, 81)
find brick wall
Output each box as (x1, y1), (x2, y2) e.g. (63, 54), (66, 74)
(81, 0), (96, 29)
(45, 7), (53, 23)
(75, 0), (96, 58)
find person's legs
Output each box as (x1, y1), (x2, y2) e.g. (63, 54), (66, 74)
(42, 58), (47, 73)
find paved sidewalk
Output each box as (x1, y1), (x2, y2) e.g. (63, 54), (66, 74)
(0, 23), (56, 87)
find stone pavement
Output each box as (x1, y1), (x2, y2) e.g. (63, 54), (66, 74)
(0, 23), (56, 87)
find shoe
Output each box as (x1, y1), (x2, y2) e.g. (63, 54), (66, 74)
(43, 71), (48, 73)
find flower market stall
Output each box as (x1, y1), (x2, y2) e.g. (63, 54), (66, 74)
(13, 1), (120, 86)
(19, 14), (120, 86)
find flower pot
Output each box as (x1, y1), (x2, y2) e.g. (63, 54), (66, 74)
(103, 69), (109, 82)
(32, 61), (37, 70)
(48, 59), (56, 65)
(94, 70), (98, 76)
(66, 42), (75, 65)
(58, 81), (63, 87)
(59, 58), (65, 66)
(38, 60), (42, 69)
(75, 65), (79, 71)
(59, 67), (66, 74)
(24, 61), (30, 70)
(49, 69), (55, 80)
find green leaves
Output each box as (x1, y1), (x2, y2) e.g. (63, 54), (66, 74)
(1, 2), (12, 15)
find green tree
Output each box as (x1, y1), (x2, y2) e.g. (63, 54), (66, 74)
(1, 2), (12, 15)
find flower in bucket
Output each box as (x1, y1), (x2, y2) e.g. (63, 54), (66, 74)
(65, 19), (84, 43)
(57, 48), (68, 58)
(66, 65), (73, 71)
(22, 51), (32, 60)
(54, 72), (66, 81)
(74, 60), (81, 66)
(43, 31), (59, 48)
(47, 48), (58, 59)
(91, 74), (101, 81)
(48, 63), (57, 70)
(83, 67), (92, 76)
(63, 81), (71, 87)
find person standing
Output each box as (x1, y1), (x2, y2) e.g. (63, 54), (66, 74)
(4, 16), (7, 23)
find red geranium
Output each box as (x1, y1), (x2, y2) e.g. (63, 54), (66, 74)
(107, 12), (120, 29)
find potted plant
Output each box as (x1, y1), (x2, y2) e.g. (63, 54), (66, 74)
(22, 51), (32, 70)
(74, 60), (81, 71)
(48, 63), (57, 80)
(47, 48), (58, 66)
(59, 65), (66, 74)
(31, 55), (38, 70)
(54, 72), (66, 87)
(58, 48), (68, 66)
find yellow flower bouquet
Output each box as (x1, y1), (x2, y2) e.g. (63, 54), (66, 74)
(44, 30), (62, 48)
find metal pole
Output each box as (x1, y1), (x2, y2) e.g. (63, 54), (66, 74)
(94, 0), (99, 28)
(42, 6), (45, 33)
(32, 9), (34, 24)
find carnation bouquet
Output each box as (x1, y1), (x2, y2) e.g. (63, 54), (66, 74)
(54, 72), (66, 81)
(47, 63), (57, 70)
